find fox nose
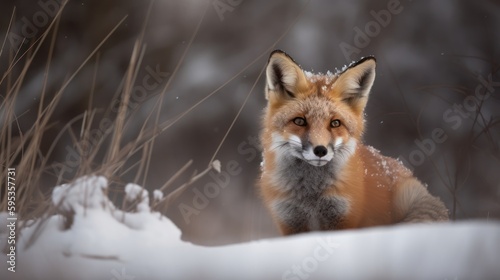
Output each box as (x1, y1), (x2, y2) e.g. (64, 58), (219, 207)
(313, 145), (328, 158)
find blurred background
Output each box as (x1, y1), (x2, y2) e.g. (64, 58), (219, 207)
(1, 0), (499, 245)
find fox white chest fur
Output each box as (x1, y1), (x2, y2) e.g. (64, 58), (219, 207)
(258, 50), (448, 235)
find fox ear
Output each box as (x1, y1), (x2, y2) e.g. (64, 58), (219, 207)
(334, 56), (376, 113)
(265, 50), (307, 101)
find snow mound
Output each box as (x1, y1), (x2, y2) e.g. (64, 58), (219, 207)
(52, 175), (112, 214)
(153, 189), (164, 202)
(1, 175), (499, 280)
(125, 183), (150, 212)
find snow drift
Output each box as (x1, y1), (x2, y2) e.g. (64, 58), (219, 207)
(1, 176), (499, 279)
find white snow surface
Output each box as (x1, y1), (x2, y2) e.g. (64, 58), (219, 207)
(1, 176), (499, 280)
(153, 189), (164, 202)
(52, 175), (111, 214)
(125, 183), (150, 212)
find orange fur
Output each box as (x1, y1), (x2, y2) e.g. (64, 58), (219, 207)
(259, 50), (448, 235)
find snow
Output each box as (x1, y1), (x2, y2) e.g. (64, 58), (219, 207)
(1, 176), (499, 279)
(52, 175), (111, 214)
(304, 70), (337, 85)
(337, 57), (372, 74)
(153, 189), (164, 202)
(211, 159), (222, 173)
(125, 183), (150, 212)
(304, 70), (338, 94)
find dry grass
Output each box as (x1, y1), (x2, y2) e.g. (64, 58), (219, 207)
(0, 0), (309, 237)
(0, 2), (217, 227)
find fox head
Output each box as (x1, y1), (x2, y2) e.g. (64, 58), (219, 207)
(262, 50), (376, 167)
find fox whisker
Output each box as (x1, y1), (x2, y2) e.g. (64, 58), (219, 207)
(270, 141), (290, 152)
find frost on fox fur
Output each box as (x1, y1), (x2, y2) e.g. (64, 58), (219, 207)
(259, 50), (448, 235)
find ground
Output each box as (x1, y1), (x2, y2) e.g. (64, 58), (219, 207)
(1, 176), (498, 279)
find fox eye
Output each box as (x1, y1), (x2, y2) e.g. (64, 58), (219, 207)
(293, 117), (307, 127)
(330, 119), (341, 128)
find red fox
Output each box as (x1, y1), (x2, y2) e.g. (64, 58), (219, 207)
(259, 50), (448, 235)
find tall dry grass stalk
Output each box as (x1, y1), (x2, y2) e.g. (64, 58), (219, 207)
(0, 2), (219, 226)
(0, 0), (313, 249)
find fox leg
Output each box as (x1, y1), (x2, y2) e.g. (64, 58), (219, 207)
(394, 178), (449, 223)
